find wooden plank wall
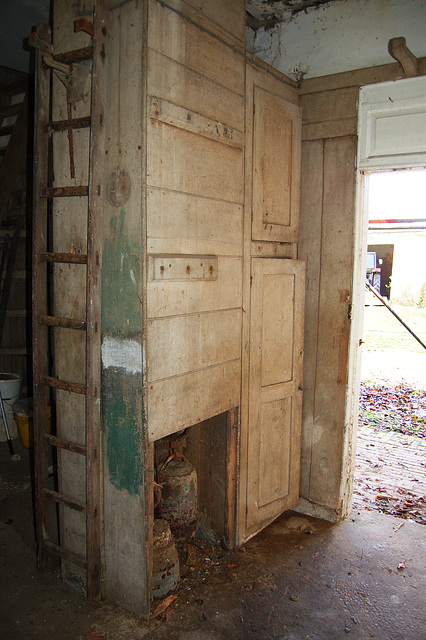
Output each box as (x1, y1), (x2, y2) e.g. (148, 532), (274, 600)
(145, 0), (245, 442)
(297, 58), (426, 520)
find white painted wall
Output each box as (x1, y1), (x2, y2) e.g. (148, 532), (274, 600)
(247, 0), (426, 80)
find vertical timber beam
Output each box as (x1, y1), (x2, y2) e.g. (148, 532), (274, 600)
(32, 22), (54, 571)
(97, 0), (151, 617)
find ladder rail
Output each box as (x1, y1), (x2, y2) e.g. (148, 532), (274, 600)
(32, 22), (54, 571)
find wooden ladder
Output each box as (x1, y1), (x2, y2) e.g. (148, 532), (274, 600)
(31, 21), (101, 598)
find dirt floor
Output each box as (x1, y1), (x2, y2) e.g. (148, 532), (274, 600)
(1, 438), (425, 640)
(1, 302), (425, 639)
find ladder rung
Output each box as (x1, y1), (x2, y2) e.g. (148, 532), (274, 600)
(0, 347), (27, 355)
(53, 46), (93, 64)
(0, 125), (15, 136)
(40, 252), (87, 264)
(43, 376), (86, 395)
(44, 116), (91, 133)
(0, 104), (22, 118)
(43, 488), (86, 513)
(41, 185), (89, 198)
(43, 539), (87, 569)
(39, 315), (87, 330)
(42, 433), (87, 456)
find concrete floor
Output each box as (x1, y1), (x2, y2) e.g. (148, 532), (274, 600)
(1, 439), (425, 640)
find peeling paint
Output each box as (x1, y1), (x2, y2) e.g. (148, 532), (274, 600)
(101, 336), (142, 374)
(101, 207), (145, 496)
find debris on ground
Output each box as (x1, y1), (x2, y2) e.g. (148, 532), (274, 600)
(359, 382), (426, 438)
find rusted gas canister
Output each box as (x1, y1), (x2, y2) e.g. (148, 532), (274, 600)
(152, 519), (180, 600)
(158, 460), (198, 542)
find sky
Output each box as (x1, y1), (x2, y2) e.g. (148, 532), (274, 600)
(368, 169), (426, 221)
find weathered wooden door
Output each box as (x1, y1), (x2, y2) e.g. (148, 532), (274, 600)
(239, 63), (304, 543)
(245, 258), (305, 534)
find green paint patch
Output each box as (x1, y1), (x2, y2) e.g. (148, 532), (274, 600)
(103, 367), (144, 495)
(102, 208), (142, 335)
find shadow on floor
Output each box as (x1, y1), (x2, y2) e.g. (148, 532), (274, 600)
(1, 440), (425, 640)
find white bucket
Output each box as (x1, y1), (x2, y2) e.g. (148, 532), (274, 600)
(0, 373), (22, 441)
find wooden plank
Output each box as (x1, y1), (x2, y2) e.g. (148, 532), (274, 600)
(147, 49), (244, 132)
(148, 0), (244, 96)
(148, 96), (244, 148)
(302, 118), (357, 141)
(147, 188), (243, 257)
(148, 359), (241, 441)
(44, 539), (87, 569)
(308, 137), (356, 509)
(251, 85), (301, 244)
(300, 87), (358, 124)
(147, 308), (241, 381)
(147, 256), (242, 318)
(176, 0), (245, 44)
(298, 139), (324, 499)
(147, 120), (243, 203)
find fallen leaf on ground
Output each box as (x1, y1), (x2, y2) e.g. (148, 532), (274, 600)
(151, 595), (177, 619)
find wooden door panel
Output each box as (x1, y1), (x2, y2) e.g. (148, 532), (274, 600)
(252, 87), (301, 243)
(246, 258), (305, 534)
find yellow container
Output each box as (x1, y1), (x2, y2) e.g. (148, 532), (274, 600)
(13, 398), (52, 449)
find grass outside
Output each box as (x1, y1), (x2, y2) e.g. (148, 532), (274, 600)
(362, 303), (426, 354)
(360, 302), (426, 438)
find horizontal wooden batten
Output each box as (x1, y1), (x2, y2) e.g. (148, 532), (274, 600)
(147, 121), (243, 203)
(147, 256), (242, 318)
(41, 186), (89, 198)
(39, 315), (87, 330)
(148, 359), (241, 441)
(147, 308), (242, 382)
(147, 188), (243, 257)
(148, 254), (218, 282)
(40, 252), (87, 264)
(43, 433), (87, 456)
(147, 49), (244, 133)
(43, 376), (86, 395)
(44, 116), (91, 133)
(43, 539), (87, 569)
(149, 97), (244, 148)
(42, 488), (86, 513)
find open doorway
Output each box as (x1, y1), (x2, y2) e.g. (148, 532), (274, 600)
(353, 168), (426, 525)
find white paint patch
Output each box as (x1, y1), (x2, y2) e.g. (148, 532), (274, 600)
(101, 336), (142, 374)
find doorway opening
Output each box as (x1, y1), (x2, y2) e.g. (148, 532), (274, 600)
(353, 168), (426, 525)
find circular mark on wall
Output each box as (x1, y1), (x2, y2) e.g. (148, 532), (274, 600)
(106, 167), (131, 207)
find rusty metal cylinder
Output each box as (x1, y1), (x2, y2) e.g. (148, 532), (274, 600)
(158, 460), (198, 542)
(152, 519), (180, 600)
